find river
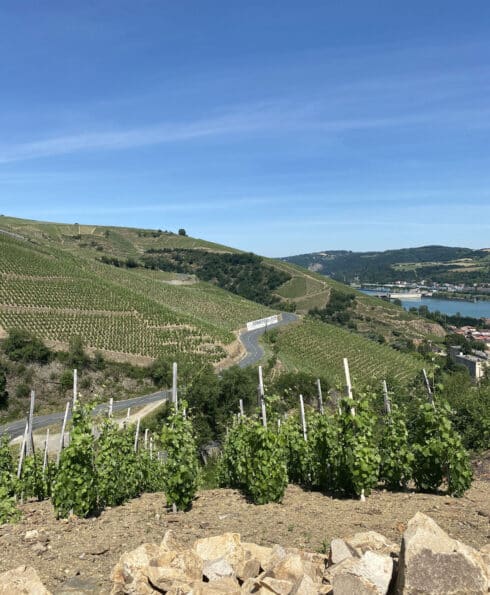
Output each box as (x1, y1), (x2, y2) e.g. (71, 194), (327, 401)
(360, 291), (490, 319)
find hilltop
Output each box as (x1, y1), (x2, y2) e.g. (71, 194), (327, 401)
(0, 216), (437, 411)
(283, 245), (490, 285)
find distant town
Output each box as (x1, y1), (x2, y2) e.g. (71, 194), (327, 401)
(352, 280), (490, 302)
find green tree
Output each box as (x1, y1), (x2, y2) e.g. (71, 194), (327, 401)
(218, 366), (256, 421)
(3, 329), (51, 364)
(66, 336), (89, 368)
(149, 356), (172, 387)
(186, 364), (220, 445)
(0, 364), (8, 408)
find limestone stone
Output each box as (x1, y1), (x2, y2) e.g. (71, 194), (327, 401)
(395, 512), (488, 594)
(332, 551), (393, 595)
(193, 533), (244, 571)
(160, 580), (194, 595)
(240, 577), (260, 593)
(24, 530), (39, 541)
(261, 544), (287, 572)
(329, 538), (354, 565)
(290, 574), (317, 595)
(202, 557), (235, 581)
(110, 543), (161, 595)
(236, 556), (261, 581)
(160, 530), (183, 553)
(344, 531), (398, 557)
(480, 542), (490, 588)
(242, 542), (273, 571)
(197, 577), (241, 594)
(259, 576), (294, 594)
(268, 553), (305, 583)
(0, 565), (51, 595)
(293, 550), (327, 582)
(147, 549), (203, 591)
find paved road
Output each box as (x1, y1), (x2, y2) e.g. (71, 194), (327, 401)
(0, 390), (170, 439)
(238, 312), (299, 368)
(1, 312), (299, 439)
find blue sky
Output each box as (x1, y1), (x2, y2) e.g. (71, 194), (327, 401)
(0, 1), (489, 256)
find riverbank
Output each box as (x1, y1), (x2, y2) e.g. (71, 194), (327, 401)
(432, 291), (490, 303)
(360, 290), (490, 320)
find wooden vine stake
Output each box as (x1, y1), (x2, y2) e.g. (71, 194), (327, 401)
(258, 365), (267, 427)
(144, 428), (149, 450)
(422, 368), (435, 408)
(260, 398), (267, 428)
(343, 358), (355, 416)
(57, 401), (70, 465)
(17, 420), (28, 479)
(27, 390), (35, 455)
(343, 358), (364, 500)
(239, 399), (244, 417)
(133, 418), (140, 453)
(42, 428), (50, 472)
(299, 394), (307, 441)
(258, 365), (264, 405)
(72, 369), (78, 405)
(108, 397), (113, 418)
(316, 378), (324, 414)
(172, 362), (178, 410)
(382, 380), (391, 414)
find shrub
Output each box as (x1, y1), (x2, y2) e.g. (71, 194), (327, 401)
(52, 403), (97, 518)
(15, 383), (30, 399)
(379, 405), (413, 490)
(3, 329), (51, 364)
(412, 400), (472, 497)
(161, 405), (200, 511)
(95, 421), (140, 507)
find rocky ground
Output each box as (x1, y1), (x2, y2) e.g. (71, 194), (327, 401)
(0, 478), (489, 593)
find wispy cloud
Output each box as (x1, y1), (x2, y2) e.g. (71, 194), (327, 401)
(0, 105), (294, 164)
(1, 99), (488, 164)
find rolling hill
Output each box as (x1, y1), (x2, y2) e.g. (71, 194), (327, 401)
(282, 245), (490, 285)
(0, 215), (435, 390)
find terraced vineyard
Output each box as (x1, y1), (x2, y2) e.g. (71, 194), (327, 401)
(275, 318), (423, 384)
(0, 216), (434, 382)
(0, 233), (273, 365)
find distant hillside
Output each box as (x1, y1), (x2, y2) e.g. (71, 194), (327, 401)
(282, 245), (490, 285)
(0, 216), (432, 393)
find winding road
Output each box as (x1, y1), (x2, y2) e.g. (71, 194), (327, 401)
(0, 312), (299, 439)
(237, 312), (299, 368)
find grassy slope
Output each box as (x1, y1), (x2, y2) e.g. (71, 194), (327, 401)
(0, 215), (431, 383)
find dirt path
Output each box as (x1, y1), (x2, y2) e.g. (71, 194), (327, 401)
(0, 482), (488, 593)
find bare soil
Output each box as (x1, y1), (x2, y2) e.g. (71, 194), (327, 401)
(0, 480), (488, 593)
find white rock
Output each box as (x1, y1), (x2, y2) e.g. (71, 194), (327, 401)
(0, 565), (51, 595)
(332, 551), (393, 595)
(203, 557), (235, 581)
